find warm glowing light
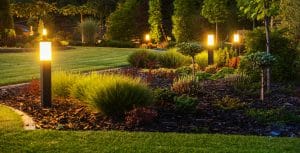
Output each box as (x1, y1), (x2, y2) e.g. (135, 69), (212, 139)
(40, 42), (52, 61)
(207, 34), (214, 46)
(29, 26), (34, 36)
(42, 29), (47, 36)
(145, 34), (150, 42)
(233, 34), (240, 43)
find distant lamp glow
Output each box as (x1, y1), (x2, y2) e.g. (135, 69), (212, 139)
(42, 29), (47, 36)
(40, 42), (52, 61)
(207, 34), (214, 46)
(233, 34), (240, 43)
(145, 34), (151, 42)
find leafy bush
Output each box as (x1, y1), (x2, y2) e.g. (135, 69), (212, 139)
(158, 48), (190, 68)
(214, 96), (245, 110)
(125, 107), (158, 127)
(79, 19), (99, 45)
(243, 28), (299, 82)
(204, 64), (218, 74)
(128, 50), (159, 68)
(171, 75), (194, 94)
(98, 40), (135, 48)
(153, 88), (176, 104)
(210, 67), (235, 80)
(174, 94), (198, 112)
(52, 71), (79, 98)
(175, 66), (192, 76)
(195, 71), (212, 81)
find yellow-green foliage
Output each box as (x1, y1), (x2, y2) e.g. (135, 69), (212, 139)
(52, 71), (153, 116)
(195, 50), (219, 68)
(171, 75), (194, 94)
(52, 71), (79, 98)
(159, 48), (191, 68)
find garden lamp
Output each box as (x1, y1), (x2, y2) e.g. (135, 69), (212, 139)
(145, 34), (151, 42)
(207, 34), (215, 65)
(233, 33), (240, 55)
(39, 41), (52, 108)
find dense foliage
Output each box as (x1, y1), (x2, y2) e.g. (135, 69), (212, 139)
(148, 0), (163, 43)
(52, 71), (153, 116)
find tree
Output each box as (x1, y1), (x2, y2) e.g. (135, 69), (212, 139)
(244, 52), (275, 101)
(0, 0), (14, 31)
(59, 4), (96, 43)
(106, 0), (149, 41)
(11, 0), (57, 19)
(177, 42), (203, 81)
(201, 0), (230, 45)
(237, 0), (280, 93)
(148, 0), (163, 43)
(279, 0), (300, 39)
(172, 0), (200, 43)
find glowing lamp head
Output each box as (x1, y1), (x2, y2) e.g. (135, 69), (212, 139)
(42, 29), (47, 36)
(233, 34), (240, 43)
(207, 34), (214, 46)
(145, 34), (150, 42)
(40, 42), (52, 61)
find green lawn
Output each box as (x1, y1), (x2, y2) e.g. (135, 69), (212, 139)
(0, 47), (139, 85)
(0, 105), (299, 153)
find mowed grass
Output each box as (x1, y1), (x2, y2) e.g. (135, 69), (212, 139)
(0, 47), (139, 85)
(0, 105), (299, 153)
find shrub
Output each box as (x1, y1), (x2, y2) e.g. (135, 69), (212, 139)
(243, 28), (299, 82)
(210, 67), (235, 80)
(204, 64), (218, 74)
(158, 48), (190, 68)
(195, 71), (212, 81)
(171, 75), (194, 94)
(214, 96), (245, 110)
(125, 107), (158, 127)
(128, 50), (159, 68)
(52, 71), (79, 98)
(79, 19), (99, 45)
(98, 40), (135, 48)
(231, 75), (260, 95)
(89, 75), (153, 116)
(153, 88), (176, 104)
(175, 66), (192, 76)
(228, 56), (240, 68)
(174, 94), (198, 112)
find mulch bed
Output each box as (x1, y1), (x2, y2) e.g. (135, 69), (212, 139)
(0, 68), (299, 137)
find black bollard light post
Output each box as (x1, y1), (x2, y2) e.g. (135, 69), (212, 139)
(207, 34), (215, 65)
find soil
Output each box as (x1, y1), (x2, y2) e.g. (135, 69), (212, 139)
(0, 67), (299, 137)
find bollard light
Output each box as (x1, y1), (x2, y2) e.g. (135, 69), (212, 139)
(233, 33), (240, 56)
(40, 41), (52, 108)
(207, 34), (215, 47)
(207, 34), (215, 65)
(233, 34), (240, 43)
(145, 34), (151, 42)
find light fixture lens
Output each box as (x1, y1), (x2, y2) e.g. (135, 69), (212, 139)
(40, 42), (52, 61)
(207, 34), (214, 46)
(234, 34), (240, 43)
(145, 34), (150, 41)
(42, 29), (47, 36)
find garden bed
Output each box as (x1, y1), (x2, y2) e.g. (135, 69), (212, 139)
(0, 67), (299, 137)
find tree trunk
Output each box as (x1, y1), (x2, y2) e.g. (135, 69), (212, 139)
(215, 22), (218, 46)
(264, 0), (271, 93)
(252, 19), (256, 30)
(81, 13), (84, 44)
(191, 57), (195, 82)
(261, 68), (265, 101)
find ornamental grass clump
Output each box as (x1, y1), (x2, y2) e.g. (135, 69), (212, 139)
(88, 75), (153, 116)
(158, 48), (190, 68)
(52, 71), (79, 98)
(52, 72), (153, 116)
